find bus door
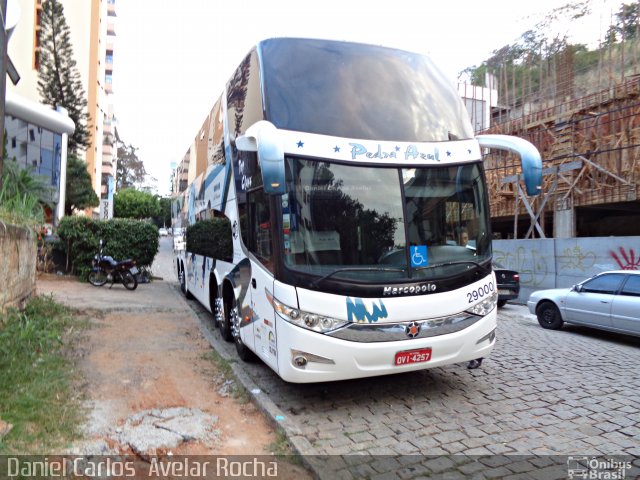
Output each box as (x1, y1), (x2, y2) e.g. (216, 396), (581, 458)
(245, 188), (279, 371)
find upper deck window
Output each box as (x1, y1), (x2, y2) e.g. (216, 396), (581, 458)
(260, 38), (473, 142)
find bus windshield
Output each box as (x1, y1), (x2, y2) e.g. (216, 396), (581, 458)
(281, 158), (491, 282)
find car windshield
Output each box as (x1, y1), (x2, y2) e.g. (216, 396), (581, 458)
(280, 157), (491, 282)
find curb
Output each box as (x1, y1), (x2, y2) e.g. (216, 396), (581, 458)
(173, 283), (320, 479)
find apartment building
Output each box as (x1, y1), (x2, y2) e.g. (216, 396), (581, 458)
(6, 0), (118, 214)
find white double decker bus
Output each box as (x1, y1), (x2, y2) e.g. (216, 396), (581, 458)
(172, 38), (542, 383)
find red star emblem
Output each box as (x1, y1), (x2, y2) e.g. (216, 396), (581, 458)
(405, 322), (421, 338)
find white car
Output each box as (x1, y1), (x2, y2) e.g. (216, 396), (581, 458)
(528, 270), (640, 336)
(158, 228), (169, 236)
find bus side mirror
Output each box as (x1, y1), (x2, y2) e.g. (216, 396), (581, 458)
(476, 134), (543, 196)
(236, 121), (285, 195)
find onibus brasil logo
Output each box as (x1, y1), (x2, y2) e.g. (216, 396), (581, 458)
(567, 456), (631, 479)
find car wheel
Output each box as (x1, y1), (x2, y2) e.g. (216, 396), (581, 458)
(497, 299), (507, 308)
(536, 302), (564, 330)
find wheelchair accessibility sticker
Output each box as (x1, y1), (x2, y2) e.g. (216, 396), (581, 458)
(410, 245), (428, 267)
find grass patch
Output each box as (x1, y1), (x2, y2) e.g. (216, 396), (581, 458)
(0, 295), (87, 453)
(201, 350), (250, 404)
(269, 429), (305, 467)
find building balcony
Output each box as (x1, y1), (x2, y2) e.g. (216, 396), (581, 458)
(102, 160), (114, 175)
(102, 143), (113, 155)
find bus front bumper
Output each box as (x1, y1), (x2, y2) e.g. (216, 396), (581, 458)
(275, 309), (497, 383)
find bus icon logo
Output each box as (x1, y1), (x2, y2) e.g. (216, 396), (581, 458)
(567, 457), (589, 479)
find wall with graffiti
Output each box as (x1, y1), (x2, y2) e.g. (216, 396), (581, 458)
(493, 237), (640, 303)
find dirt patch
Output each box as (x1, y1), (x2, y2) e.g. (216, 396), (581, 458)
(37, 275), (312, 478)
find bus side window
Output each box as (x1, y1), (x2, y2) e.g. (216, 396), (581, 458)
(246, 188), (274, 273)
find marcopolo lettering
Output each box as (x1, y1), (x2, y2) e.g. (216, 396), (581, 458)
(383, 283), (436, 296)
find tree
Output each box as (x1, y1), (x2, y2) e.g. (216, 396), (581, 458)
(151, 197), (172, 228)
(116, 142), (147, 190)
(37, 0), (91, 155)
(65, 156), (99, 215)
(613, 2), (639, 41)
(114, 188), (161, 220)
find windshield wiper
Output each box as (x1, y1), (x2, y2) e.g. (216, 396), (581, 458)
(414, 260), (492, 275)
(310, 266), (404, 288)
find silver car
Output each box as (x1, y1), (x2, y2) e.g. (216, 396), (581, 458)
(528, 270), (640, 336)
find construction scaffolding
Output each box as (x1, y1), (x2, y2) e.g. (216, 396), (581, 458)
(467, 41), (640, 238)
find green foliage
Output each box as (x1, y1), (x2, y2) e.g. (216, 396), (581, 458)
(610, 2), (640, 42)
(54, 216), (99, 275)
(37, 0), (90, 154)
(0, 160), (49, 227)
(152, 197), (172, 228)
(460, 2), (640, 107)
(573, 46), (601, 75)
(186, 218), (233, 262)
(56, 216), (159, 277)
(114, 188), (161, 220)
(116, 142), (147, 190)
(0, 295), (86, 453)
(65, 156), (99, 215)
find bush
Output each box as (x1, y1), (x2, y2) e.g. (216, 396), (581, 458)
(186, 218), (233, 262)
(56, 217), (159, 278)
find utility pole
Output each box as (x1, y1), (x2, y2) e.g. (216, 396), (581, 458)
(1, 0), (21, 191)
(0, 0), (8, 190)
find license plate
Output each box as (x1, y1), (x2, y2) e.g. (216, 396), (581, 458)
(498, 289), (511, 295)
(394, 348), (432, 366)
(130, 266), (139, 275)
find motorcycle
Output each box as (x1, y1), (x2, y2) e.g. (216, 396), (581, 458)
(88, 240), (139, 290)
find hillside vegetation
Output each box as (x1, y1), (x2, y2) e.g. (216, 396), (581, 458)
(461, 1), (639, 108)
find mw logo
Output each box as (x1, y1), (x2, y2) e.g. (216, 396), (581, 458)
(346, 297), (388, 323)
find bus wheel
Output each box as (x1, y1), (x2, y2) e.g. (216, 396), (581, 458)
(229, 295), (256, 362)
(219, 295), (233, 341)
(180, 266), (193, 299)
(213, 297), (224, 330)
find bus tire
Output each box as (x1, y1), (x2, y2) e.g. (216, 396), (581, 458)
(229, 295), (256, 362)
(180, 264), (193, 299)
(219, 293), (233, 341)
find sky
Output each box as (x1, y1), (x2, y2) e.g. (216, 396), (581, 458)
(113, 0), (624, 196)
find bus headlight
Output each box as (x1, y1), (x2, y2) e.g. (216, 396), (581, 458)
(271, 297), (348, 333)
(465, 292), (498, 317)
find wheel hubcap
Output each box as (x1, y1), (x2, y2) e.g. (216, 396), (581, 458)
(230, 306), (241, 339)
(214, 298), (224, 325)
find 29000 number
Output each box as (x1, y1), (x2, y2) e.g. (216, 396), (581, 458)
(466, 282), (495, 303)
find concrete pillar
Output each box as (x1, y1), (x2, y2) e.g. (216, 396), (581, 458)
(554, 208), (576, 238)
